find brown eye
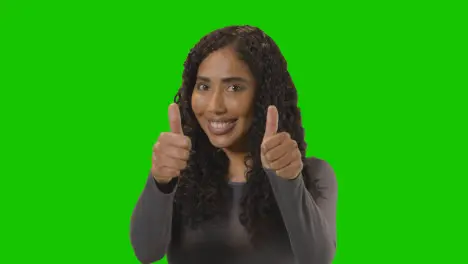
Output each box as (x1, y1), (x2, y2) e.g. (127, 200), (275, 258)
(196, 84), (209, 91)
(228, 84), (243, 92)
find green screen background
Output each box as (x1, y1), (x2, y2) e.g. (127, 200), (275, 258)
(1, 1), (466, 263)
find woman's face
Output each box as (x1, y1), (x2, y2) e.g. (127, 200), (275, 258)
(191, 46), (256, 151)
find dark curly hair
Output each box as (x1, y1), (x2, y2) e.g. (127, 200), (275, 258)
(171, 25), (321, 248)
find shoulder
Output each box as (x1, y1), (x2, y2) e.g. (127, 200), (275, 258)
(304, 157), (337, 193)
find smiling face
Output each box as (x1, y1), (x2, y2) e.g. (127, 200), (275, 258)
(191, 46), (256, 151)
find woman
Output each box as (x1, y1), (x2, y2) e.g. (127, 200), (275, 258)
(130, 25), (337, 264)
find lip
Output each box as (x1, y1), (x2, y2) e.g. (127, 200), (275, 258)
(206, 119), (238, 136)
(207, 118), (237, 122)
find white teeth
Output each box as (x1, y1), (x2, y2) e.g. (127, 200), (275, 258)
(210, 121), (233, 129)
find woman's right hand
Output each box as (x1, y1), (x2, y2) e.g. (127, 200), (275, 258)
(151, 103), (192, 184)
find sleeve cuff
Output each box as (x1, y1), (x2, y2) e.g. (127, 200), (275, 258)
(148, 173), (178, 196)
(264, 168), (306, 199)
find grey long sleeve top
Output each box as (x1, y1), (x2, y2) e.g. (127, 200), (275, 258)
(130, 157), (337, 264)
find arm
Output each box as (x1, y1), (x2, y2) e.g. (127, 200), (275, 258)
(266, 157), (337, 264)
(130, 173), (178, 263)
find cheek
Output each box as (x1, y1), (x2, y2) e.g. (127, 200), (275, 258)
(191, 94), (203, 115)
(236, 94), (255, 118)
(226, 98), (254, 126)
(244, 108), (254, 126)
(242, 96), (256, 126)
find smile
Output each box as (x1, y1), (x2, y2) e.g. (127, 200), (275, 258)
(207, 119), (237, 135)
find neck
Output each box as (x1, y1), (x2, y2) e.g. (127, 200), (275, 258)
(222, 148), (249, 183)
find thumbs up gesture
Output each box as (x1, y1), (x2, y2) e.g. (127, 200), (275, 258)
(261, 106), (303, 180)
(151, 103), (192, 184)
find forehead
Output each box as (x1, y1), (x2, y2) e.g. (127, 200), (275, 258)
(197, 47), (253, 79)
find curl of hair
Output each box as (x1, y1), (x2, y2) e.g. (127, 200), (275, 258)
(171, 25), (322, 248)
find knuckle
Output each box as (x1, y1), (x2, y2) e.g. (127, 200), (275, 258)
(152, 167), (161, 176)
(176, 159), (184, 168)
(295, 158), (302, 166)
(289, 150), (296, 157)
(178, 149), (186, 159)
(153, 153), (161, 162)
(294, 151), (300, 159)
(162, 167), (172, 177)
(272, 161), (280, 170)
(155, 144), (165, 154)
(162, 167), (171, 177)
(291, 140), (297, 147)
(268, 161), (275, 169)
(171, 169), (180, 177)
(153, 141), (160, 151)
(280, 132), (289, 140)
(185, 136), (192, 149)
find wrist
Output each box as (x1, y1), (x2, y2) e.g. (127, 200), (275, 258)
(154, 177), (172, 184)
(153, 177), (178, 194)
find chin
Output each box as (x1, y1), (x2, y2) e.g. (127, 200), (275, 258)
(206, 134), (237, 149)
(203, 126), (240, 150)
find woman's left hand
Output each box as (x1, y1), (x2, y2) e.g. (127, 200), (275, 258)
(261, 105), (303, 180)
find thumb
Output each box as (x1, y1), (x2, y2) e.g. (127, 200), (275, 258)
(263, 105), (278, 139)
(168, 103), (183, 134)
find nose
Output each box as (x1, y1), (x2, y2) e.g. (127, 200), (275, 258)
(206, 88), (227, 115)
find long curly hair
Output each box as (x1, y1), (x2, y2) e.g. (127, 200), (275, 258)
(171, 25), (321, 247)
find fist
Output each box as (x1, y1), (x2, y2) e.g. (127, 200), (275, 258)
(261, 105), (303, 180)
(151, 103), (192, 184)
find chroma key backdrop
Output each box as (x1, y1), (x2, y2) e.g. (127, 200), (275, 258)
(1, 1), (466, 263)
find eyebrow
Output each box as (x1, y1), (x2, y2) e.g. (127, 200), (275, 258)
(197, 76), (249, 84)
